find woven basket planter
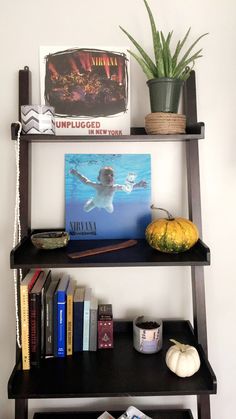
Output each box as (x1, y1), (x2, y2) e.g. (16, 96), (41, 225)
(145, 112), (186, 135)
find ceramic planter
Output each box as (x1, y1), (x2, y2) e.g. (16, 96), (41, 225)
(147, 78), (184, 113)
(21, 105), (55, 134)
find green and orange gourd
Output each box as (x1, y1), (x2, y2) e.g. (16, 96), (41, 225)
(145, 207), (199, 253)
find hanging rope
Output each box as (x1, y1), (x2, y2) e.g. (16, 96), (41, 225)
(13, 122), (23, 348)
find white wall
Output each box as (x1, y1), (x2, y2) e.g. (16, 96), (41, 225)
(0, 0), (236, 418)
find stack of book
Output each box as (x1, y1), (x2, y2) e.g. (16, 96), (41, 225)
(20, 269), (102, 370)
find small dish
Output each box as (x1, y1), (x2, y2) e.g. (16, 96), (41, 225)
(31, 231), (70, 250)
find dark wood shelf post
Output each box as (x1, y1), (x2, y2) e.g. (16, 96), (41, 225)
(16, 67), (31, 419)
(15, 399), (28, 419)
(18, 66), (31, 238)
(184, 71), (211, 419)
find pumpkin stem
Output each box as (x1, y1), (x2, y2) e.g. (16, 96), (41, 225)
(169, 339), (186, 352)
(151, 205), (175, 220)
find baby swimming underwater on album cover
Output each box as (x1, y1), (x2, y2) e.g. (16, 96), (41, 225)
(65, 154), (151, 240)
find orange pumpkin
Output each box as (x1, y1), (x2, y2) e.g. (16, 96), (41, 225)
(146, 207), (199, 253)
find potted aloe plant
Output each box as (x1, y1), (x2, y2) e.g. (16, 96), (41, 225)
(120, 0), (208, 113)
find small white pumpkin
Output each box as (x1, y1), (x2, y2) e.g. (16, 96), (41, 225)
(165, 339), (201, 378)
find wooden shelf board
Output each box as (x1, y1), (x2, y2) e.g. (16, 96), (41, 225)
(33, 408), (194, 419)
(8, 320), (216, 399)
(10, 233), (210, 269)
(11, 123), (204, 142)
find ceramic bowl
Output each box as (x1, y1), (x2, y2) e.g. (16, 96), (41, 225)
(31, 231), (69, 250)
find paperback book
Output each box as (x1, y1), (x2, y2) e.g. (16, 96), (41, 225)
(29, 270), (51, 367)
(56, 273), (70, 357)
(83, 287), (92, 351)
(40, 46), (130, 135)
(73, 287), (85, 352)
(20, 269), (42, 370)
(89, 296), (98, 351)
(65, 153), (151, 240)
(66, 279), (76, 356)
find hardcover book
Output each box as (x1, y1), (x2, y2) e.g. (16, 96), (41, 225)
(41, 271), (52, 356)
(53, 277), (60, 357)
(45, 278), (59, 356)
(83, 287), (92, 351)
(98, 304), (113, 349)
(66, 279), (76, 355)
(56, 273), (70, 357)
(29, 270), (51, 367)
(73, 287), (85, 352)
(89, 296), (98, 351)
(98, 304), (113, 320)
(65, 154), (151, 240)
(20, 269), (42, 370)
(40, 46), (130, 135)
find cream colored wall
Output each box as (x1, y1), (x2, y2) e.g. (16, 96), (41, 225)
(0, 0), (236, 418)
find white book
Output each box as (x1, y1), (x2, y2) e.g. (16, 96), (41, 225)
(83, 287), (92, 350)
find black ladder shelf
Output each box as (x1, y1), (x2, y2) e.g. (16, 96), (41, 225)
(8, 67), (216, 419)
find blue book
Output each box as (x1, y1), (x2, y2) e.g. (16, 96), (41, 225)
(73, 287), (85, 352)
(56, 274), (70, 357)
(83, 287), (92, 351)
(53, 280), (59, 357)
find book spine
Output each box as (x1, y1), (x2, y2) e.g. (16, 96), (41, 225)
(57, 291), (66, 357)
(40, 272), (51, 357)
(29, 293), (41, 366)
(41, 289), (45, 355)
(20, 284), (30, 369)
(98, 320), (113, 349)
(83, 301), (90, 351)
(45, 293), (53, 355)
(73, 301), (84, 352)
(20, 269), (41, 370)
(89, 307), (98, 351)
(53, 290), (58, 357)
(67, 293), (73, 355)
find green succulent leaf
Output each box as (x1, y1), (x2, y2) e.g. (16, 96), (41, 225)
(172, 28), (191, 71)
(142, 0), (159, 69)
(173, 48), (203, 78)
(128, 50), (156, 79)
(155, 31), (165, 77)
(119, 25), (157, 76)
(119, 0), (208, 81)
(174, 32), (208, 76)
(160, 31), (173, 77)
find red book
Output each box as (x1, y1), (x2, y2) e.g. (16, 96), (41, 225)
(98, 304), (113, 349)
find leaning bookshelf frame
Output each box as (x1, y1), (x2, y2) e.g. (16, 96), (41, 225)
(8, 67), (216, 419)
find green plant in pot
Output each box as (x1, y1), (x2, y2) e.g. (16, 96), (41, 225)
(120, 0), (208, 114)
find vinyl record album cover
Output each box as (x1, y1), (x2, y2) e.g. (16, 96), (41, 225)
(40, 47), (130, 135)
(65, 154), (151, 239)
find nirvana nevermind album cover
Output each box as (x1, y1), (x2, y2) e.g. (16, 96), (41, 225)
(65, 154), (151, 240)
